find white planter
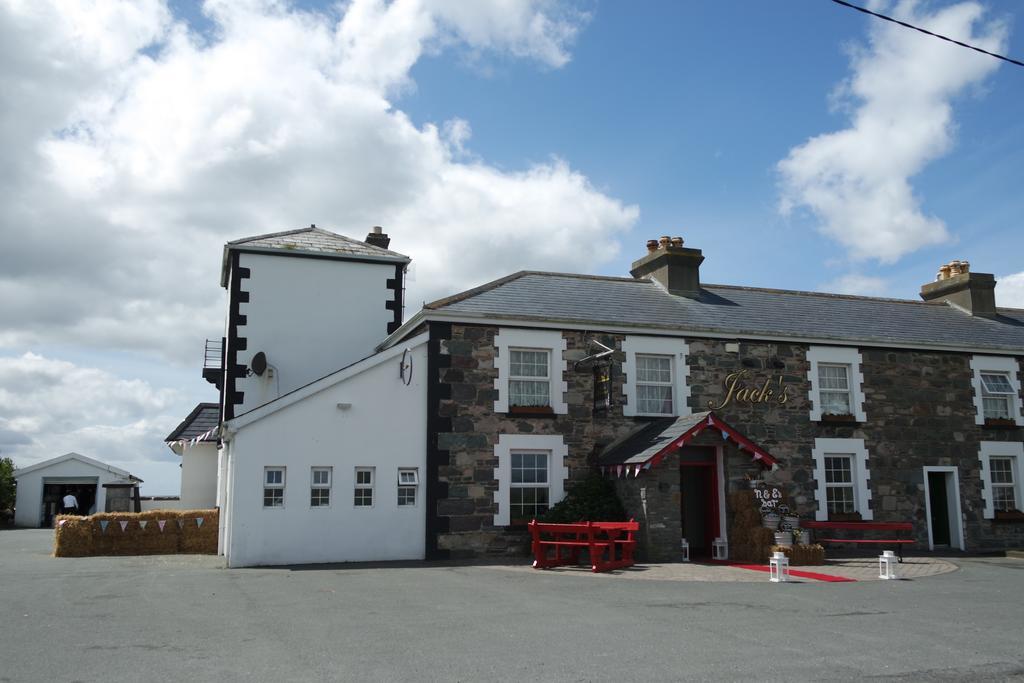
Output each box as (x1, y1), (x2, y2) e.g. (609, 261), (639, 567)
(762, 513), (781, 530)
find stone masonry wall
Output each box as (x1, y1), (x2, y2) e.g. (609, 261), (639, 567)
(431, 324), (1024, 558)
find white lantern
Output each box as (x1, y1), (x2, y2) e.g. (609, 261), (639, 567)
(879, 550), (898, 580)
(769, 551), (790, 583)
(680, 538), (690, 562)
(712, 538), (729, 561)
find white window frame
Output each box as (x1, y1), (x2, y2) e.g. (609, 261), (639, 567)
(508, 348), (551, 408)
(263, 466), (285, 509)
(979, 441), (1024, 518)
(807, 346), (866, 422)
(622, 336), (690, 418)
(811, 438), (872, 521)
(823, 454), (856, 515)
(310, 467), (332, 508)
(508, 450), (550, 521)
(970, 356), (1024, 426)
(493, 329), (567, 414)
(397, 468), (418, 508)
(354, 467), (375, 508)
(493, 434), (568, 526)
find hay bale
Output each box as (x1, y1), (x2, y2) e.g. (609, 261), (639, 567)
(768, 544), (825, 566)
(53, 509), (219, 558)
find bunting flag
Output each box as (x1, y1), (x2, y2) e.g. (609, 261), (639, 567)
(57, 519), (67, 527)
(195, 517), (204, 528)
(99, 520), (109, 534)
(177, 519), (185, 529)
(617, 465), (624, 478)
(721, 430), (729, 441)
(157, 520), (166, 532)
(139, 520), (148, 530)
(119, 520), (128, 532)
(634, 465), (642, 478)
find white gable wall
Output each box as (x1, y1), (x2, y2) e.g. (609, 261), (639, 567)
(179, 442), (218, 509)
(222, 340), (427, 567)
(234, 252), (397, 415)
(13, 456), (125, 527)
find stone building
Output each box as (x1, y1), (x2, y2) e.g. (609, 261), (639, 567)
(379, 237), (1024, 561)
(209, 227), (1023, 566)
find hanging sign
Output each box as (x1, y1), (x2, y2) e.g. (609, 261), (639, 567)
(708, 371), (791, 410)
(753, 484), (784, 512)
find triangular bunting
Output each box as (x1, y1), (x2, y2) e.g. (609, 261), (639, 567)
(99, 520), (109, 533)
(177, 519), (184, 529)
(139, 520), (148, 530)
(157, 520), (166, 532)
(195, 517), (204, 528)
(721, 430), (729, 441)
(119, 520), (128, 532)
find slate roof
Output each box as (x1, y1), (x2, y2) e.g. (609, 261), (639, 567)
(423, 271), (1024, 353)
(165, 403), (220, 443)
(598, 413), (709, 466)
(228, 226), (409, 262)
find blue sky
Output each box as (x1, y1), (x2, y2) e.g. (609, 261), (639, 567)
(1, 0), (1021, 494)
(396, 1), (1024, 294)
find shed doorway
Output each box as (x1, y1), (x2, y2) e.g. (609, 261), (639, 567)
(41, 477), (98, 527)
(679, 447), (719, 558)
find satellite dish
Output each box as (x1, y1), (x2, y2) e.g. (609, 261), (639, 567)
(250, 351), (268, 377)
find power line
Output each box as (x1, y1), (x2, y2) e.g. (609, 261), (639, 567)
(831, 0), (1023, 68)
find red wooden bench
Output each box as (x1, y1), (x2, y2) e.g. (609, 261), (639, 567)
(528, 520), (639, 573)
(802, 520), (914, 562)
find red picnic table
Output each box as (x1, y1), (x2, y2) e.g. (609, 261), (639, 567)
(528, 519), (639, 573)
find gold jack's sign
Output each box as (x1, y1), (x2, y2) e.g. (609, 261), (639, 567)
(708, 370), (792, 409)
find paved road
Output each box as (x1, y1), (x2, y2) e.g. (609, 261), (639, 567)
(1, 529), (1023, 682)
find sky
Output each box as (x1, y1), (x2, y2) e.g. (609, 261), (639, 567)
(1, 0), (1021, 494)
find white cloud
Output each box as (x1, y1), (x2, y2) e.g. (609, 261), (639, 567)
(778, 1), (1007, 264)
(999, 272), (1024, 309)
(821, 273), (889, 297)
(0, 0), (633, 365)
(0, 352), (187, 492)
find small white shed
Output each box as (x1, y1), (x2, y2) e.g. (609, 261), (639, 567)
(13, 453), (141, 528)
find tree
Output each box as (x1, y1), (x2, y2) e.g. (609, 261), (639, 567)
(0, 457), (16, 515)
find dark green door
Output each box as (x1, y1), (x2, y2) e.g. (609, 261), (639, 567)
(928, 472), (950, 546)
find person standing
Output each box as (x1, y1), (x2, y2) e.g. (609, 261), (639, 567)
(62, 491), (79, 515)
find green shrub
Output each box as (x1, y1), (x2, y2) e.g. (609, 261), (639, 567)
(540, 471), (628, 523)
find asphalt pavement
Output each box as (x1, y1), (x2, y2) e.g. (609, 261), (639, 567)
(1, 528), (1023, 682)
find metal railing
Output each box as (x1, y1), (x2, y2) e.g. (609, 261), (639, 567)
(204, 338), (224, 369)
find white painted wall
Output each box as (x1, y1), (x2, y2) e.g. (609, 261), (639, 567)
(179, 442), (218, 509)
(234, 252), (397, 415)
(13, 457), (125, 527)
(222, 338), (427, 567)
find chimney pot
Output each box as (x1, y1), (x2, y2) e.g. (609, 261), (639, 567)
(921, 261), (997, 318)
(631, 238), (705, 298)
(365, 226), (391, 250)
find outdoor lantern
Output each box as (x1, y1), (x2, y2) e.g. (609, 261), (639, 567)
(712, 537), (728, 561)
(769, 551), (790, 583)
(879, 550), (898, 580)
(680, 538), (690, 562)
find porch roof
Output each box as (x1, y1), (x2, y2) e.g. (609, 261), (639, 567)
(597, 411), (779, 472)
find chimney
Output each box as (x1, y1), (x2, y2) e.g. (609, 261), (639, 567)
(630, 235), (704, 298)
(365, 226), (391, 250)
(920, 259), (997, 318)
